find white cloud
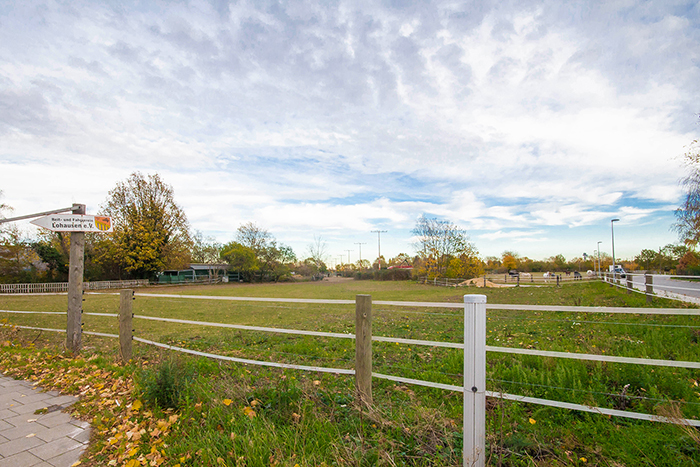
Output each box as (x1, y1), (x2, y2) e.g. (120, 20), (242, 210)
(0, 0), (697, 260)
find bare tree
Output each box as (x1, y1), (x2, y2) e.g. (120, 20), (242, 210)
(306, 235), (328, 267)
(236, 222), (273, 255)
(412, 215), (479, 278)
(675, 139), (700, 246)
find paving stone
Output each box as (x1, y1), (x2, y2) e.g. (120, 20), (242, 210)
(0, 375), (89, 465)
(0, 450), (43, 467)
(8, 400), (59, 416)
(30, 436), (83, 462)
(0, 434), (44, 457)
(45, 445), (85, 467)
(37, 423), (85, 443)
(69, 420), (89, 430)
(12, 392), (56, 405)
(36, 412), (73, 429)
(3, 412), (43, 427)
(0, 420), (51, 441)
(68, 428), (91, 444)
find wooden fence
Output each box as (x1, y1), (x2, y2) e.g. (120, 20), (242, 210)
(0, 279), (149, 294)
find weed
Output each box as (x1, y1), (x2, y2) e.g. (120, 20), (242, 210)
(137, 356), (194, 410)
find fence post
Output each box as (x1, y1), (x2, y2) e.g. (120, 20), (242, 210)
(645, 274), (653, 304)
(483, 274), (487, 288)
(119, 290), (134, 363)
(355, 294), (372, 407)
(517, 275), (520, 287)
(66, 203), (86, 354)
(626, 275), (632, 294)
(464, 294), (486, 467)
(556, 275), (560, 287)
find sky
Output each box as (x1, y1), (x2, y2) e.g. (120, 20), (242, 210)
(1, 0), (699, 266)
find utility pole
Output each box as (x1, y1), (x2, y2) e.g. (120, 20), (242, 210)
(355, 242), (366, 266)
(371, 230), (387, 269)
(345, 249), (354, 265)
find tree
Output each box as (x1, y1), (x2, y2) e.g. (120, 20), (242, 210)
(220, 242), (259, 281)
(445, 253), (484, 279)
(412, 215), (481, 278)
(236, 222), (273, 255)
(0, 190), (12, 240)
(502, 251), (519, 271)
(191, 230), (222, 264)
(634, 249), (657, 270)
(675, 139), (700, 246)
(0, 228), (40, 283)
(306, 235), (328, 270)
(678, 251), (700, 274)
(97, 172), (192, 279)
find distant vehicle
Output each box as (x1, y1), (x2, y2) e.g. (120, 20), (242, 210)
(609, 265), (626, 278)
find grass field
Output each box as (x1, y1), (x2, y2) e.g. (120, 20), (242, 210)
(1, 278), (699, 466)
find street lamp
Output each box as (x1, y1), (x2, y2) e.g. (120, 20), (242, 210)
(611, 219), (620, 281)
(597, 241), (602, 277)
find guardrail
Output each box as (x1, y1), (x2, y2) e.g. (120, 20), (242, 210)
(3, 293), (699, 466)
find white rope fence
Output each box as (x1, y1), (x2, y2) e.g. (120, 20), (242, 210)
(3, 290), (700, 445)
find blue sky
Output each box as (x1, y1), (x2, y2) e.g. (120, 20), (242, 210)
(1, 0), (699, 265)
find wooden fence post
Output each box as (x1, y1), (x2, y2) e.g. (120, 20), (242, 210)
(464, 294), (486, 467)
(355, 294), (372, 407)
(66, 203), (85, 354)
(626, 275), (632, 294)
(119, 290), (134, 362)
(645, 274), (653, 304)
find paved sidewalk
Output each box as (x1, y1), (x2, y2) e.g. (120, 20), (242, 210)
(0, 375), (90, 467)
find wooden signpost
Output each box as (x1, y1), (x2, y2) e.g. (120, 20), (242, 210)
(25, 204), (113, 354)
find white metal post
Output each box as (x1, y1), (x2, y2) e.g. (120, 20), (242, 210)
(464, 294), (486, 467)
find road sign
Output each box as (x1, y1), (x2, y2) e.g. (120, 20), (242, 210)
(30, 214), (113, 232)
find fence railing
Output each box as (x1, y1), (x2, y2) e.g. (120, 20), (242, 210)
(0, 280), (150, 294)
(419, 274), (597, 287)
(603, 272), (700, 305)
(3, 292), (700, 466)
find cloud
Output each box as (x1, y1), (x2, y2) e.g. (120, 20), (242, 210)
(0, 0), (697, 260)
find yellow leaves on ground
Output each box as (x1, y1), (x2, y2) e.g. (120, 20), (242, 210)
(222, 399), (233, 406)
(0, 350), (182, 467)
(529, 418), (536, 425)
(242, 406), (256, 419)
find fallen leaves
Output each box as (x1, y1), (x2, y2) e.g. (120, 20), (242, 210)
(0, 349), (181, 467)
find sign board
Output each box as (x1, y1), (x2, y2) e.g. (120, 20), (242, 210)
(30, 214), (113, 233)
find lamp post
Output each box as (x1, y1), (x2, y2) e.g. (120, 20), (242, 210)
(597, 241), (602, 277)
(611, 219), (620, 281)
(593, 250), (597, 276)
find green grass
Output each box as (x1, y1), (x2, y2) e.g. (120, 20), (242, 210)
(1, 279), (699, 466)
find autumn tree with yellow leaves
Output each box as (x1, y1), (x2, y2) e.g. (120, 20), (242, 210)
(95, 172), (192, 280)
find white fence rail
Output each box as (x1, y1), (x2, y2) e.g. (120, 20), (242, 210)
(0, 280), (149, 294)
(3, 293), (700, 466)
